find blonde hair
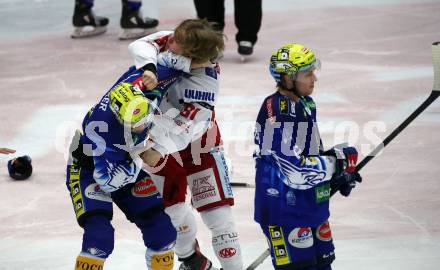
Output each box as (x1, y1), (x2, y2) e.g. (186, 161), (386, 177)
(174, 19), (225, 64)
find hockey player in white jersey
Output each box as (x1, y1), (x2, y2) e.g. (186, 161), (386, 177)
(128, 19), (244, 270)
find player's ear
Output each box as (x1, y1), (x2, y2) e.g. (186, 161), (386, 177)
(280, 74), (292, 86)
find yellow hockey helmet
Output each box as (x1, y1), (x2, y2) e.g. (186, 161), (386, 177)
(269, 43), (320, 83)
(109, 82), (150, 127)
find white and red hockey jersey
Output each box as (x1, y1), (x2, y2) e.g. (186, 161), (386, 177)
(128, 31), (220, 156)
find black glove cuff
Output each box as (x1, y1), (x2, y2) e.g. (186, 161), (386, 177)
(140, 63), (157, 75)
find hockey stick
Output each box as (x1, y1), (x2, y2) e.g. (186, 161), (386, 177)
(245, 41), (440, 270)
(231, 182), (255, 187)
(330, 41), (440, 196)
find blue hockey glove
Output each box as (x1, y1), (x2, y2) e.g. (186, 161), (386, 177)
(324, 143), (359, 174)
(331, 171), (362, 197)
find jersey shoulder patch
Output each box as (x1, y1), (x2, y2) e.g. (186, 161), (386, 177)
(204, 67), (218, 79)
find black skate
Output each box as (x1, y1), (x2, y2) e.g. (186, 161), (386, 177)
(71, 0), (109, 38)
(119, 3), (159, 40)
(178, 244), (219, 270)
(238, 41), (254, 62)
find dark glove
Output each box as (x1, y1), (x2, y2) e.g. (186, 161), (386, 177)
(324, 143), (359, 174)
(331, 171), (362, 197)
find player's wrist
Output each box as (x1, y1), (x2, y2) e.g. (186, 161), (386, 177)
(140, 63), (157, 75)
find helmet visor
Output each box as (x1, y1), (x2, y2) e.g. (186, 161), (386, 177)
(298, 58), (321, 73)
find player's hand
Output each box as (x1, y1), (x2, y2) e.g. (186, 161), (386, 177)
(331, 171), (362, 197)
(324, 143), (358, 174)
(140, 148), (162, 168)
(142, 70), (158, 90)
(0, 148), (16, 155)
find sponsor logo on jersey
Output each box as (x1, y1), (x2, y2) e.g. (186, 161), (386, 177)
(151, 250), (174, 270)
(316, 221), (332, 241)
(279, 98), (289, 115)
(286, 190), (296, 205)
(74, 197), (84, 219)
(322, 251), (335, 260)
(219, 247), (236, 258)
(131, 178), (159, 197)
(268, 226), (290, 265)
(192, 174), (216, 200)
(315, 183), (331, 203)
(71, 182), (80, 197)
(266, 188), (279, 197)
(214, 150), (233, 198)
(84, 183), (112, 202)
(87, 247), (107, 258)
(184, 88), (215, 102)
(266, 97), (276, 124)
(288, 227), (313, 248)
(205, 67), (218, 79)
(289, 100), (296, 117)
(188, 168), (221, 209)
(269, 226), (283, 241)
(212, 232), (239, 246)
(76, 257), (104, 270)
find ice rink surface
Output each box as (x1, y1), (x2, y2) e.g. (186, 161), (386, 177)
(0, 0), (440, 269)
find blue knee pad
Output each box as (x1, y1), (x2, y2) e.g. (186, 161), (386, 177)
(82, 215), (115, 259)
(134, 209), (177, 251)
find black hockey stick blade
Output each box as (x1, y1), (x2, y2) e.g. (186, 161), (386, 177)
(230, 182), (255, 188)
(331, 41), (440, 196)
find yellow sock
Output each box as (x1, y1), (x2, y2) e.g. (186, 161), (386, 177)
(75, 254), (105, 270)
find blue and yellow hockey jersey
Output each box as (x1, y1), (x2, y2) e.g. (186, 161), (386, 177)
(76, 65), (181, 193)
(254, 91), (336, 227)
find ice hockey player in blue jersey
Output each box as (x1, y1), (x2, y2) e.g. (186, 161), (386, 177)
(66, 64), (181, 270)
(254, 43), (362, 270)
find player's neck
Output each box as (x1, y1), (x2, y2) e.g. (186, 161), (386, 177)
(191, 61), (212, 69)
(278, 87), (300, 102)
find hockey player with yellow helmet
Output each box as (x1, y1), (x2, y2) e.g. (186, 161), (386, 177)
(254, 43), (362, 270)
(66, 65), (182, 270)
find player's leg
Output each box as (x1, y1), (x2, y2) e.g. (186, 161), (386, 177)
(166, 203), (220, 270)
(261, 224), (321, 270)
(233, 0), (262, 57)
(111, 170), (177, 269)
(137, 209), (176, 270)
(119, 0), (159, 40)
(312, 221), (335, 270)
(200, 206), (242, 270)
(71, 0), (109, 38)
(187, 148), (243, 270)
(193, 0), (225, 31)
(151, 153), (217, 270)
(66, 164), (114, 269)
